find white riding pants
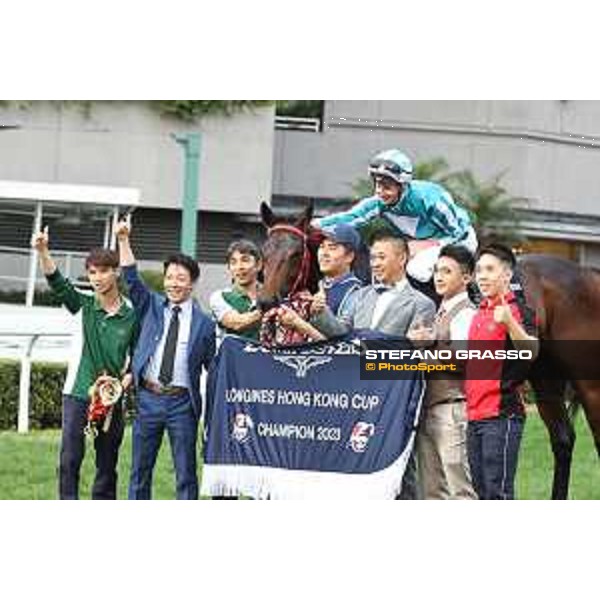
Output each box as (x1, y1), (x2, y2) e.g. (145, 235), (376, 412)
(406, 226), (479, 282)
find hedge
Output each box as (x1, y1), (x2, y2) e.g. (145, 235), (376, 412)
(0, 270), (163, 429)
(0, 360), (141, 430)
(0, 360), (67, 430)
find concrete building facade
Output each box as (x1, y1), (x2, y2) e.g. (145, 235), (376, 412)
(274, 100), (600, 265)
(0, 101), (275, 306)
(3, 99), (600, 310)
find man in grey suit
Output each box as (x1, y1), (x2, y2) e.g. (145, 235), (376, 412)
(312, 233), (435, 499)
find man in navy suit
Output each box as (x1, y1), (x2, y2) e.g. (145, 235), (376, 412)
(115, 217), (215, 499)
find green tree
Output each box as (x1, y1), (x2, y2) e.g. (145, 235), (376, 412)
(445, 170), (527, 245)
(0, 100), (272, 122)
(153, 100), (271, 122)
(275, 101), (323, 118)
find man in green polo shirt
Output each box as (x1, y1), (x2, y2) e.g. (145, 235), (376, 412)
(209, 239), (263, 344)
(208, 239), (263, 500)
(31, 226), (137, 500)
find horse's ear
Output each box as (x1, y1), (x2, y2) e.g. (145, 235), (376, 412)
(260, 201), (275, 228)
(297, 199), (314, 230)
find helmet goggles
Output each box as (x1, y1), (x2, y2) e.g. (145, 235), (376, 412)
(368, 156), (412, 185)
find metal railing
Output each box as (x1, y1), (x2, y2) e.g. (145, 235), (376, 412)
(0, 245), (90, 292)
(0, 331), (72, 433)
(275, 116), (321, 132)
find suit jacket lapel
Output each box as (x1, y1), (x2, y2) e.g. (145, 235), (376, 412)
(360, 289), (382, 328)
(375, 286), (413, 330)
(188, 303), (202, 359)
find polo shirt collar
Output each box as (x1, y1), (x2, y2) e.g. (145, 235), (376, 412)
(232, 282), (261, 299)
(480, 290), (515, 309)
(94, 294), (129, 318)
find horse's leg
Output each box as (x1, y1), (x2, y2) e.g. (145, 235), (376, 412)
(574, 381), (600, 459)
(583, 409), (600, 458)
(530, 379), (576, 500)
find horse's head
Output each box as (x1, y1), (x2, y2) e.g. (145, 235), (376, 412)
(258, 200), (323, 311)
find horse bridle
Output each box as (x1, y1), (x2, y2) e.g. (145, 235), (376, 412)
(266, 223), (312, 299)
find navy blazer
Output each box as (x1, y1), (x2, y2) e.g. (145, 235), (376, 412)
(123, 264), (216, 417)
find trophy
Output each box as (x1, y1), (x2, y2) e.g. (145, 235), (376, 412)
(85, 373), (123, 437)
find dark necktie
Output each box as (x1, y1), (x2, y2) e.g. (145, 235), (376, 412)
(158, 305), (181, 385)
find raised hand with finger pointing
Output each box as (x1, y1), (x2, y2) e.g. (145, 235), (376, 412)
(114, 213), (132, 241)
(31, 225), (57, 275)
(31, 225), (50, 253)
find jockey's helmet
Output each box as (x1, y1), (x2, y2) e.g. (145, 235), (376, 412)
(368, 149), (413, 185)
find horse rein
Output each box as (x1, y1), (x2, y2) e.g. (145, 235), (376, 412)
(267, 223), (312, 298)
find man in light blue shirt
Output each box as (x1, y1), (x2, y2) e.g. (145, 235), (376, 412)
(144, 298), (193, 388)
(116, 217), (215, 500)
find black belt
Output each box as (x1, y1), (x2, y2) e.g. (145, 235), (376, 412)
(141, 379), (188, 397)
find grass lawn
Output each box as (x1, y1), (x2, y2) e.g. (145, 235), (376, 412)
(0, 409), (597, 499)
(517, 409), (599, 499)
(0, 424), (182, 500)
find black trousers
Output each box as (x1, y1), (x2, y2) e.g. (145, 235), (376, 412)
(59, 394), (125, 500)
(467, 415), (524, 500)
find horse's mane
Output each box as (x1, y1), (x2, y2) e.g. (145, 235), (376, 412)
(300, 226), (324, 293)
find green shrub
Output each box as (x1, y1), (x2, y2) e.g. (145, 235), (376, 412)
(153, 100), (272, 122)
(29, 362), (68, 428)
(0, 100), (273, 123)
(0, 360), (66, 430)
(0, 360), (19, 429)
(276, 100), (323, 118)
(0, 360), (139, 430)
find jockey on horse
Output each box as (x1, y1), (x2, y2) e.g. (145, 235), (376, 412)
(313, 148), (478, 299)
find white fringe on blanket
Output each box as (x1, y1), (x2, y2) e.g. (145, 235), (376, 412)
(201, 432), (416, 500)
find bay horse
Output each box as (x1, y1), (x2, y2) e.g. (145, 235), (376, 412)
(519, 254), (600, 499)
(257, 201), (323, 346)
(258, 202), (600, 498)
